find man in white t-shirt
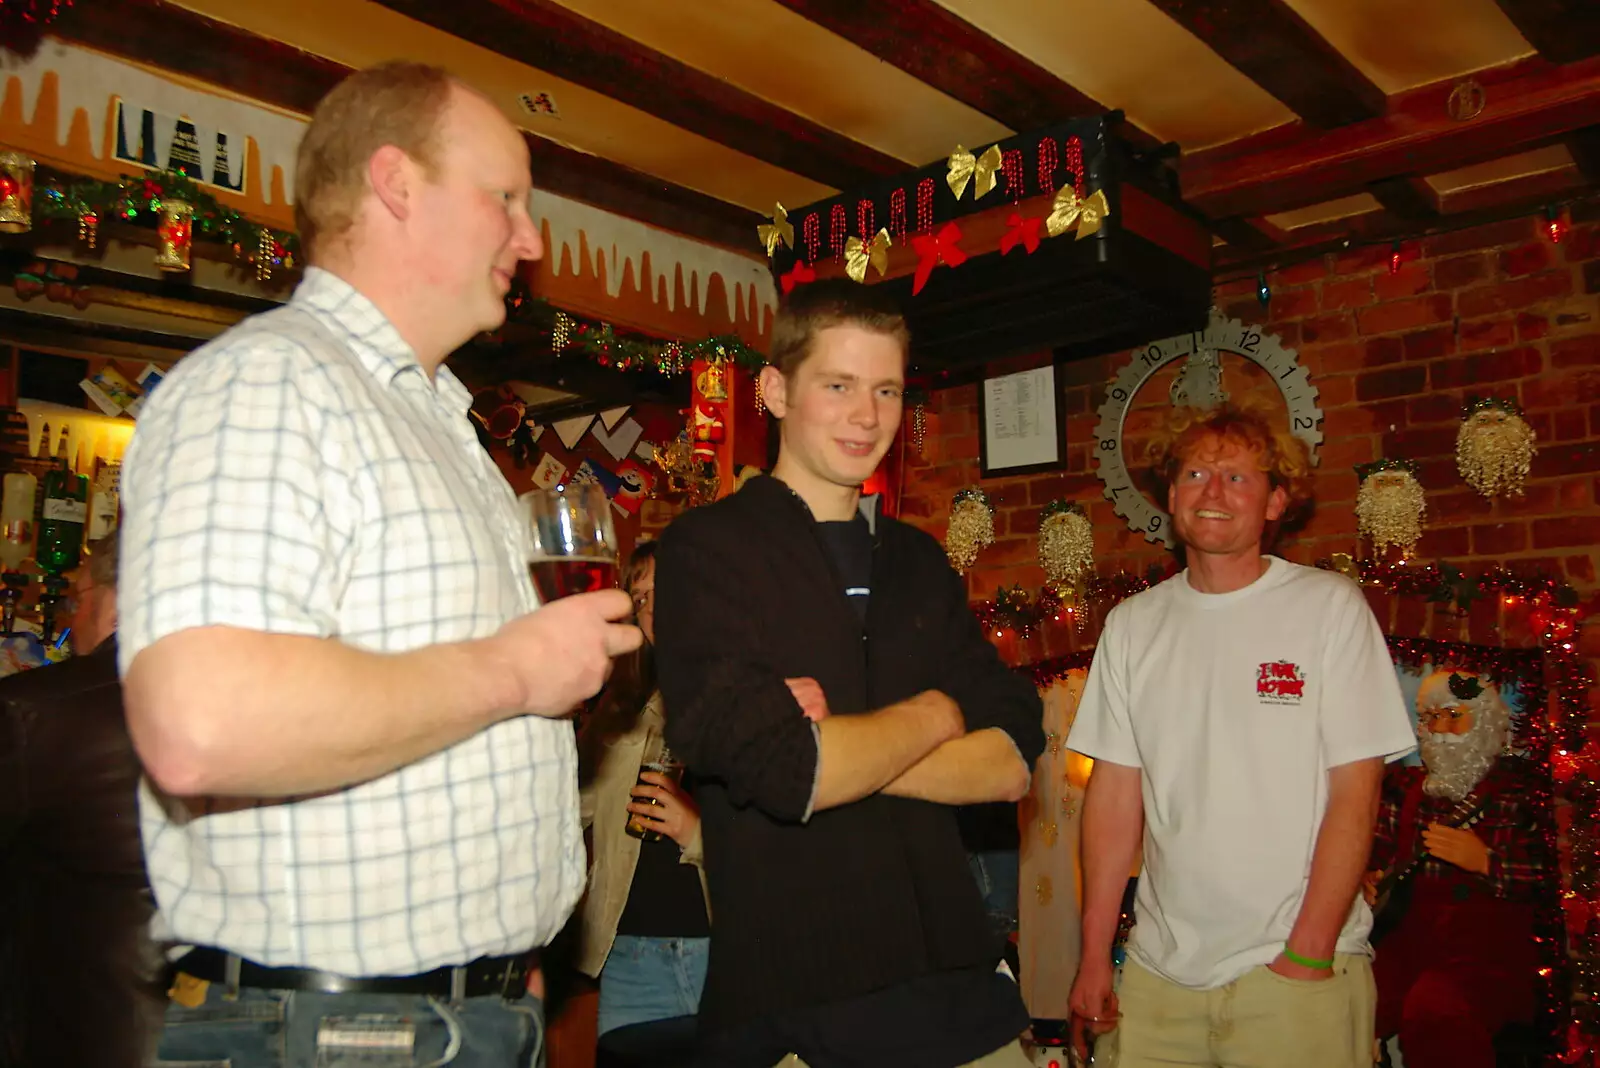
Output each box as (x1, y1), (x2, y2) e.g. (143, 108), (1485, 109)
(1066, 404), (1414, 1068)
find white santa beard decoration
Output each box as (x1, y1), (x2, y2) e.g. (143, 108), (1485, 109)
(1456, 406), (1537, 499)
(1356, 470), (1426, 557)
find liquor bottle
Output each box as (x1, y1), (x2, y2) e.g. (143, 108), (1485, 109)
(37, 460), (88, 574)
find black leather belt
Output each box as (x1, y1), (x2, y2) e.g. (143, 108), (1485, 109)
(175, 946), (535, 1000)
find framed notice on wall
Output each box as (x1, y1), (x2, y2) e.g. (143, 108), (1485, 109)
(979, 364), (1064, 477)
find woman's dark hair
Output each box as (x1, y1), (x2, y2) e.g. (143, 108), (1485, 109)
(577, 541), (658, 784)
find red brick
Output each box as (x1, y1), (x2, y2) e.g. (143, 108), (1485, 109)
(1532, 442), (1600, 477)
(1407, 391), (1464, 424)
(1559, 477), (1594, 511)
(1556, 408), (1588, 441)
(1365, 336), (1405, 367)
(1496, 483), (1559, 517)
(1321, 277), (1373, 311)
(1566, 555), (1596, 583)
(1434, 254), (1491, 291)
(1383, 424), (1458, 458)
(1417, 457), (1459, 490)
(1268, 286), (1318, 320)
(1316, 374), (1355, 409)
(1457, 317), (1516, 353)
(1498, 241), (1557, 278)
(1417, 526), (1470, 558)
(1532, 516), (1600, 550)
(1471, 523), (1528, 555)
(1457, 273), (1575, 318)
(1516, 312), (1549, 341)
(1333, 244), (1392, 276)
(1553, 337), (1600, 368)
(1356, 294), (1454, 336)
(1356, 365), (1428, 402)
(1222, 299), (1269, 326)
(1421, 217), (1537, 258)
(1402, 325), (1455, 362)
(1318, 435), (1377, 469)
(1306, 342), (1366, 375)
(1565, 224), (1599, 263)
(1431, 488), (1488, 522)
(1300, 313), (1356, 345)
(1428, 347), (1543, 390)
(1279, 259), (1330, 286)
(1523, 370), (1600, 409)
(1375, 262), (1433, 301)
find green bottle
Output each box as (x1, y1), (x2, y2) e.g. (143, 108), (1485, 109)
(37, 460), (88, 574)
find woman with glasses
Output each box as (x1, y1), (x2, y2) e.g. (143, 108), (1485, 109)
(576, 540), (711, 1040)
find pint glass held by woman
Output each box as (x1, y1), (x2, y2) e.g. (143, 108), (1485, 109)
(524, 483), (618, 601)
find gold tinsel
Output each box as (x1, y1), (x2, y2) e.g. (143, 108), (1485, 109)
(944, 489), (995, 574)
(910, 404), (927, 457)
(552, 312), (573, 354)
(1356, 469), (1427, 557)
(1457, 406), (1537, 499)
(754, 373), (766, 416)
(1038, 506), (1094, 592)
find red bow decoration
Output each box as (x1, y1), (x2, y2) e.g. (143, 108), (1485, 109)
(910, 222), (967, 295)
(1000, 213), (1043, 256)
(780, 260), (817, 294)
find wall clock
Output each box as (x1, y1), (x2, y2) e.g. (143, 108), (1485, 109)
(1092, 310), (1324, 547)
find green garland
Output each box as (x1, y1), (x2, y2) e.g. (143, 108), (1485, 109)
(33, 166), (298, 278)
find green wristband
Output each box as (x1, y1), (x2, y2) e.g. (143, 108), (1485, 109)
(1282, 946), (1334, 971)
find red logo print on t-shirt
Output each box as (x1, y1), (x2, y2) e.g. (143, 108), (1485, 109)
(1256, 661), (1307, 705)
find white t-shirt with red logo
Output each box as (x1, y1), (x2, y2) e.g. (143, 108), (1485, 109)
(1068, 556), (1415, 989)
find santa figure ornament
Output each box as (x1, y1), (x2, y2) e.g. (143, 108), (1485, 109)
(689, 401), (726, 462)
(1456, 397), (1537, 499)
(944, 487), (995, 574)
(1355, 459), (1426, 558)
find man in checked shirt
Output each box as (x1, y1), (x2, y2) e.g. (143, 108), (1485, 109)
(118, 63), (639, 1066)
(1365, 668), (1558, 1068)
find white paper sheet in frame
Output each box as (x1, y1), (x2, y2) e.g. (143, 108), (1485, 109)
(982, 365), (1060, 473)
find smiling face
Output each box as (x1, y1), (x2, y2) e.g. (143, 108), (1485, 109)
(409, 87), (543, 342)
(1167, 433), (1287, 559)
(763, 325), (905, 497)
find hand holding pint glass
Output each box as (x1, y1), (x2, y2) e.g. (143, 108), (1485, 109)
(525, 483), (618, 601)
(486, 484), (637, 719)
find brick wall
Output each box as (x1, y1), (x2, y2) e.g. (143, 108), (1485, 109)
(898, 206), (1600, 708)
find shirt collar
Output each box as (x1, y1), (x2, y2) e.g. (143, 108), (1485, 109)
(294, 268), (469, 408)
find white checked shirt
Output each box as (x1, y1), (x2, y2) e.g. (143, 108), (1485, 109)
(118, 267), (585, 976)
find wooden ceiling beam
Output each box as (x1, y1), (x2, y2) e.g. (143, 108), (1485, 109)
(1209, 216), (1286, 252)
(50, 0), (765, 252)
(1144, 0), (1386, 127)
(1184, 56), (1600, 220)
(370, 0), (908, 190)
(1214, 176), (1597, 272)
(768, 0), (1162, 150)
(1367, 176), (1441, 221)
(1492, 0), (1600, 65)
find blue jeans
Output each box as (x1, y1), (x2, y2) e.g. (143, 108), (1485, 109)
(597, 935), (709, 1036)
(968, 850), (1020, 942)
(149, 982), (544, 1068)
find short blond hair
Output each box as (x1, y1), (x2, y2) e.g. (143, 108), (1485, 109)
(768, 279), (910, 379)
(1148, 402), (1314, 517)
(294, 62), (456, 260)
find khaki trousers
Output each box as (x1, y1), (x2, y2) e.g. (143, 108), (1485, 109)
(775, 1037), (1033, 1068)
(1095, 954), (1376, 1068)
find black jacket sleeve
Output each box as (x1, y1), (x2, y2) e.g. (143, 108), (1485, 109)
(654, 513), (818, 823)
(926, 539), (1046, 770)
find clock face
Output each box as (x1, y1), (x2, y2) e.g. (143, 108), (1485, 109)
(1093, 311), (1324, 548)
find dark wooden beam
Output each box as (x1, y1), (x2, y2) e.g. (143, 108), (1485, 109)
(1493, 0), (1600, 65)
(50, 0), (765, 252)
(1209, 216), (1285, 252)
(768, 0), (1161, 150)
(0, 306), (206, 356)
(1214, 178), (1598, 272)
(370, 0), (907, 190)
(1367, 176), (1440, 221)
(1144, 0), (1386, 127)
(1568, 126), (1600, 183)
(1184, 55), (1600, 220)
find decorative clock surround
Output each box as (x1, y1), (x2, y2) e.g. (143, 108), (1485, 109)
(1093, 311), (1324, 547)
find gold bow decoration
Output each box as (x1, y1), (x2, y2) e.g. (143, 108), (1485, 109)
(844, 228), (892, 283)
(946, 143), (1002, 201)
(756, 202), (794, 257)
(1045, 185), (1111, 239)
